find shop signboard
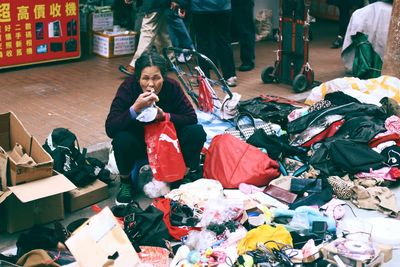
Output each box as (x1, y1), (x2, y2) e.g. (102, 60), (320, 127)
(0, 0), (80, 69)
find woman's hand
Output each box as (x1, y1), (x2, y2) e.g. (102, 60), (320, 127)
(155, 107), (166, 122)
(132, 91), (159, 113)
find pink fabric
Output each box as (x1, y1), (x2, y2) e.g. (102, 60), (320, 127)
(356, 167), (396, 181)
(239, 183), (263, 194)
(385, 115), (400, 133)
(375, 115), (400, 138)
(320, 198), (346, 221)
(287, 108), (309, 122)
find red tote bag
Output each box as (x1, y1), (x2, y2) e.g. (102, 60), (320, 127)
(203, 134), (280, 188)
(144, 114), (186, 182)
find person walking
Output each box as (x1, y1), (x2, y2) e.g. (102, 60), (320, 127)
(231, 0), (256, 71)
(191, 0), (238, 87)
(119, 0), (172, 76)
(166, 0), (195, 57)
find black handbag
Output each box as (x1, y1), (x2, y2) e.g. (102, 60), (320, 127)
(123, 203), (171, 248)
(290, 178), (322, 194)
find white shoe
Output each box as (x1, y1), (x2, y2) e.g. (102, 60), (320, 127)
(177, 53), (192, 63)
(226, 76), (237, 87)
(177, 53), (185, 63)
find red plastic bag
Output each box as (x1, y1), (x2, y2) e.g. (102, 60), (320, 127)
(198, 74), (214, 113)
(144, 114), (186, 182)
(152, 198), (199, 240)
(203, 134), (280, 188)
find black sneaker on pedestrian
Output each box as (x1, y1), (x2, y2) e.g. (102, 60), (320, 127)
(115, 181), (133, 205)
(331, 35), (343, 49)
(239, 64), (255, 72)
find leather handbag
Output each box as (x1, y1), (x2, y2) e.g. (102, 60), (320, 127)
(225, 112), (275, 141)
(290, 178), (322, 194)
(203, 134), (280, 188)
(263, 184), (297, 204)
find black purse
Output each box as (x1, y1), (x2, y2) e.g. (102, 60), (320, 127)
(123, 203), (171, 248)
(290, 178), (322, 194)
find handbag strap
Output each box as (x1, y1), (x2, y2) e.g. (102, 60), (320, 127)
(235, 112), (256, 138)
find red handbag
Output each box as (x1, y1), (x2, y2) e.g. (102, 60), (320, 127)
(203, 134), (280, 188)
(144, 114), (186, 182)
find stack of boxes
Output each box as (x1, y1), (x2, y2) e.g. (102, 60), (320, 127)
(0, 112), (109, 233)
(0, 112), (76, 233)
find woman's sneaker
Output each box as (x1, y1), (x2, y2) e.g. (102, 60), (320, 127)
(226, 76), (237, 87)
(115, 180), (132, 205)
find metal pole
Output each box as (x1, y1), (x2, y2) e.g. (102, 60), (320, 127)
(382, 0), (400, 78)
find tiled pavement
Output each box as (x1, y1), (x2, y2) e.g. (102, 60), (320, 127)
(0, 20), (345, 149)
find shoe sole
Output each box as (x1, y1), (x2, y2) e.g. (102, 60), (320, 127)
(115, 199), (130, 206)
(119, 66), (134, 76)
(239, 67), (255, 72)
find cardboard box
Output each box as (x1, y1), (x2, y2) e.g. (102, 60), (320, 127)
(93, 31), (136, 58)
(65, 179), (109, 212)
(0, 173), (76, 233)
(0, 112), (53, 186)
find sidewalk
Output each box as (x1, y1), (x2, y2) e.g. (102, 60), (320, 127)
(0, 19), (349, 253)
(0, 20), (345, 149)
(1, 20), (400, 266)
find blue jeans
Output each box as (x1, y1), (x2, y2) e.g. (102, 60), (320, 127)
(166, 8), (194, 49)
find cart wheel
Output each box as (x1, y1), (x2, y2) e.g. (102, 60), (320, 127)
(261, 66), (275, 84)
(293, 74), (308, 93)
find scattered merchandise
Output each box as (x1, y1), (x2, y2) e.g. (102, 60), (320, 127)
(2, 75), (400, 266)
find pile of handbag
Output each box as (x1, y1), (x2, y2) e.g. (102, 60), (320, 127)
(202, 92), (400, 214)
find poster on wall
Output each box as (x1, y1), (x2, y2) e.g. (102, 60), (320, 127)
(0, 0), (80, 69)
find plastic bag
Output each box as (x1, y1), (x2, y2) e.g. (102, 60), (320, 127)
(144, 114), (186, 182)
(105, 147), (119, 175)
(255, 9), (272, 41)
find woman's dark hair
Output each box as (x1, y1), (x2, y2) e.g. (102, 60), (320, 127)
(134, 48), (167, 80)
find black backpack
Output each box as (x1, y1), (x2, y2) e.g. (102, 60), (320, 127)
(43, 128), (110, 187)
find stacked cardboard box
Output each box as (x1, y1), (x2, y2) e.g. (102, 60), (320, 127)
(0, 112), (76, 233)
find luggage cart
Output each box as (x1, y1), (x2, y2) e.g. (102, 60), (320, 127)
(261, 0), (315, 93)
(163, 47), (233, 113)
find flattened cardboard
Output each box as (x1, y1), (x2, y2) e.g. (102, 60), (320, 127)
(65, 179), (109, 212)
(0, 112), (53, 185)
(8, 173), (76, 203)
(66, 207), (141, 267)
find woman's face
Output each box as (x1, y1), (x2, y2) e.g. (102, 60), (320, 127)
(139, 66), (164, 94)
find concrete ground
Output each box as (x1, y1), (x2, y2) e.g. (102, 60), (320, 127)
(1, 19), (399, 266)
